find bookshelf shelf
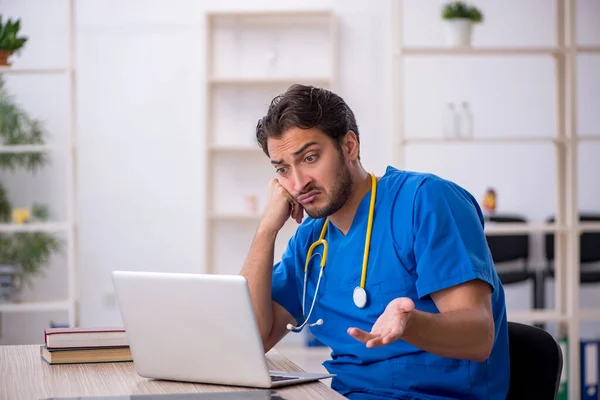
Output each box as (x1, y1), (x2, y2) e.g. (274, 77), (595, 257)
(576, 46), (600, 54)
(209, 145), (263, 154)
(209, 77), (332, 86)
(578, 135), (600, 142)
(0, 66), (71, 75)
(484, 223), (564, 235)
(507, 310), (568, 323)
(0, 222), (70, 233)
(580, 309), (600, 321)
(0, 300), (71, 313)
(0, 145), (64, 153)
(206, 10), (333, 19)
(398, 46), (563, 56)
(579, 222), (600, 233)
(209, 213), (261, 222)
(400, 136), (566, 145)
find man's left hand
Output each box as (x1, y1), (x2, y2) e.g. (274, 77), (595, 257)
(347, 297), (415, 348)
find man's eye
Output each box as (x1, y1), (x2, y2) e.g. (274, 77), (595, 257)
(276, 167), (287, 175)
(305, 154), (317, 163)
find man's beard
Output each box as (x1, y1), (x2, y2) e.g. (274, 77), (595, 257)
(302, 158), (353, 219)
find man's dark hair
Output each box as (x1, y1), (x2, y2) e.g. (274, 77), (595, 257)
(256, 84), (359, 157)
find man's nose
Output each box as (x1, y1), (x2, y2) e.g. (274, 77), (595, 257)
(293, 170), (312, 193)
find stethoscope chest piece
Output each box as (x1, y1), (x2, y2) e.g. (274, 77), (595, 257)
(353, 286), (367, 308)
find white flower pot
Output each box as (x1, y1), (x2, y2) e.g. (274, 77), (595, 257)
(444, 19), (473, 47)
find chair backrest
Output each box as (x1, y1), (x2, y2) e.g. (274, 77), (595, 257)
(545, 213), (600, 264)
(507, 321), (563, 400)
(485, 214), (529, 265)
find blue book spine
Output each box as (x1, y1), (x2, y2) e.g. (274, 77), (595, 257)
(580, 339), (599, 400)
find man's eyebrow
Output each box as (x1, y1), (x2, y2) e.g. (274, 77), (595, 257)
(270, 142), (319, 165)
(292, 141), (319, 156)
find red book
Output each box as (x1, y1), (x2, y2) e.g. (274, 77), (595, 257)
(44, 327), (128, 349)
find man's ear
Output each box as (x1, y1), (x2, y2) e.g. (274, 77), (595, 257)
(342, 130), (360, 161)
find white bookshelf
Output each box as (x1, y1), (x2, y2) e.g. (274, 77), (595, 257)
(0, 0), (78, 326)
(391, 1), (598, 398)
(203, 10), (338, 276)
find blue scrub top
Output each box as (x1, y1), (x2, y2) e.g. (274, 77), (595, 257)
(272, 166), (510, 400)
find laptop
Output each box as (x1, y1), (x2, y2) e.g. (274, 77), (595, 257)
(111, 271), (335, 388)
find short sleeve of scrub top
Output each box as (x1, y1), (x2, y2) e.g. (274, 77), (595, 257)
(412, 177), (496, 299)
(271, 231), (305, 324)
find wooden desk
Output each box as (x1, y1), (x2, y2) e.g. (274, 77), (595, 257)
(0, 345), (344, 400)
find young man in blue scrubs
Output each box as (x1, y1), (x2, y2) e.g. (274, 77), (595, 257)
(240, 84), (510, 399)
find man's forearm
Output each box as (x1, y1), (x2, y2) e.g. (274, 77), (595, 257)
(240, 225), (278, 343)
(402, 308), (495, 362)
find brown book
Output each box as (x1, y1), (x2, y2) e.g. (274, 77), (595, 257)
(40, 345), (133, 364)
(44, 327), (128, 349)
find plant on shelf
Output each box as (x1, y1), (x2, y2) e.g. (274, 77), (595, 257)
(0, 15), (28, 67)
(441, 1), (484, 47)
(0, 75), (61, 302)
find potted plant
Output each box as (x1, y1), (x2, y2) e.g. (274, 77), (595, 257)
(0, 16), (28, 67)
(0, 75), (62, 302)
(441, 1), (484, 47)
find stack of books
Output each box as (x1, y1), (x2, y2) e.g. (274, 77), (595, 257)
(40, 327), (132, 365)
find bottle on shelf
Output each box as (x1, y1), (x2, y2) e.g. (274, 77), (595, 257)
(443, 102), (459, 139)
(482, 187), (497, 216)
(458, 101), (473, 139)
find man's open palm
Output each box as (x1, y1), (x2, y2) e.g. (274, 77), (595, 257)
(347, 297), (415, 348)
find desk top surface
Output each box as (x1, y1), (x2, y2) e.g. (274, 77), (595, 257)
(0, 345), (344, 400)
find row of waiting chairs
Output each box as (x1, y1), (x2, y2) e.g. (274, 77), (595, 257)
(486, 212), (600, 310)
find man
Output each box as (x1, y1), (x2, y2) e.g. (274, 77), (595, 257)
(240, 84), (510, 399)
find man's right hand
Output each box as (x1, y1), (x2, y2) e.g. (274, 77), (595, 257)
(260, 179), (304, 233)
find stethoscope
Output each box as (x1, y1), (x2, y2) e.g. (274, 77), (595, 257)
(287, 173), (377, 332)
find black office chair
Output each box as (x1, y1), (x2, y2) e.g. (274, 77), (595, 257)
(507, 321), (563, 400)
(544, 213), (600, 283)
(538, 213), (600, 317)
(485, 214), (541, 309)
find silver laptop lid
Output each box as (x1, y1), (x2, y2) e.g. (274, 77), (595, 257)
(112, 271), (273, 388)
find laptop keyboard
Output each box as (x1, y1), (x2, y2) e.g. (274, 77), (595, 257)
(270, 374), (300, 382)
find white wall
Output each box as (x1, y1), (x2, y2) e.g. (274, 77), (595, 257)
(0, 0), (598, 344)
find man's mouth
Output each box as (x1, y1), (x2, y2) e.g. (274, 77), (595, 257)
(297, 191), (320, 205)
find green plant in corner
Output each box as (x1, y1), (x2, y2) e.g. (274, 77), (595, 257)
(0, 74), (62, 299)
(0, 15), (28, 66)
(441, 1), (483, 23)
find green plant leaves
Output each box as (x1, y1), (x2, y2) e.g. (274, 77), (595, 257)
(0, 16), (28, 53)
(0, 184), (10, 223)
(0, 230), (62, 288)
(0, 76), (48, 172)
(441, 1), (484, 23)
